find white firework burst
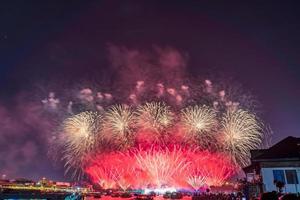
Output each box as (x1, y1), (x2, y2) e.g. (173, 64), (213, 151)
(104, 104), (136, 147)
(136, 102), (174, 133)
(221, 109), (263, 167)
(60, 111), (103, 179)
(180, 105), (217, 142)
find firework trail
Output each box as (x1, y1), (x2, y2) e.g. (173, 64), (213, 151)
(185, 152), (209, 190)
(186, 152), (236, 188)
(221, 109), (263, 167)
(87, 154), (148, 190)
(134, 147), (190, 187)
(86, 152), (136, 190)
(86, 164), (117, 189)
(203, 154), (236, 187)
(186, 173), (207, 190)
(85, 148), (236, 190)
(203, 164), (236, 187)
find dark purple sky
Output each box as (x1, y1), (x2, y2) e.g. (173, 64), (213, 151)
(0, 1), (299, 180)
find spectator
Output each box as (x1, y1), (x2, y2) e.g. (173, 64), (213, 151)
(281, 193), (298, 200)
(260, 191), (278, 200)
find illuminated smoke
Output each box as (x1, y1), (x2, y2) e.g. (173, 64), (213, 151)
(96, 92), (104, 101)
(42, 92), (60, 111)
(204, 79), (213, 93)
(156, 83), (165, 97)
(136, 80), (145, 92)
(104, 93), (113, 101)
(219, 90), (225, 101)
(78, 88), (94, 103)
(167, 88), (176, 96)
(129, 94), (138, 104)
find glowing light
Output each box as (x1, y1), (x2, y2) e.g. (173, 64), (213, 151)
(134, 147), (190, 187)
(48, 78), (266, 186)
(187, 152), (236, 188)
(180, 105), (217, 142)
(104, 104), (135, 147)
(144, 187), (177, 195)
(136, 102), (174, 133)
(186, 175), (207, 190)
(85, 152), (135, 190)
(221, 109), (263, 167)
(60, 111), (103, 179)
(85, 147), (236, 190)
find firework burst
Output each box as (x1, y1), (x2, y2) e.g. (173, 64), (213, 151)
(104, 104), (136, 148)
(136, 102), (174, 135)
(59, 111), (103, 179)
(46, 75), (267, 187)
(221, 109), (263, 167)
(180, 105), (217, 146)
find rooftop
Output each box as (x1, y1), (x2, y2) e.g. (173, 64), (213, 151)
(252, 136), (300, 161)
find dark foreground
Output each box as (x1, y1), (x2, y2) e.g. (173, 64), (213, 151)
(0, 193), (238, 200)
(0, 191), (82, 200)
(1, 191), (299, 200)
(0, 188), (83, 199)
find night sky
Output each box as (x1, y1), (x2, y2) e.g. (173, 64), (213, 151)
(0, 1), (299, 181)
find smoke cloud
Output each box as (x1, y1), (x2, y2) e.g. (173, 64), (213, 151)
(107, 44), (188, 89)
(0, 95), (60, 180)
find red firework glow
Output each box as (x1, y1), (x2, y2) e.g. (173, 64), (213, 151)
(50, 78), (266, 185)
(85, 146), (237, 190)
(46, 47), (267, 190)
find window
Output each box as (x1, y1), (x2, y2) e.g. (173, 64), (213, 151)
(273, 170), (285, 183)
(285, 170), (299, 184)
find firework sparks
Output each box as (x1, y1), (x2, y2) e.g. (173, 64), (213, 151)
(104, 104), (136, 147)
(136, 102), (174, 133)
(86, 152), (136, 190)
(85, 148), (237, 190)
(47, 77), (266, 186)
(134, 147), (190, 187)
(86, 164), (117, 189)
(221, 109), (263, 167)
(187, 152), (236, 188)
(203, 161), (236, 187)
(180, 105), (217, 141)
(186, 174), (207, 190)
(59, 111), (103, 179)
